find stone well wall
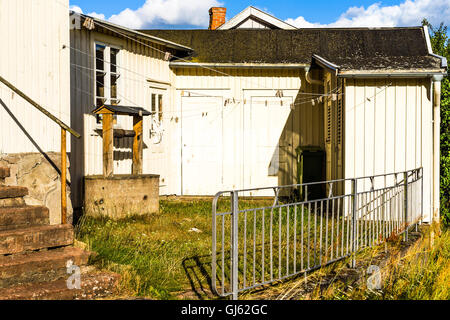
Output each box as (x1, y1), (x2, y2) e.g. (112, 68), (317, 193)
(0, 152), (73, 225)
(84, 174), (160, 219)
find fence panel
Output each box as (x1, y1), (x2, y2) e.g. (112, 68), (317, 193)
(212, 168), (423, 299)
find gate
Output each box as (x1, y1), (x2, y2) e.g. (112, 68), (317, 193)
(212, 168), (423, 299)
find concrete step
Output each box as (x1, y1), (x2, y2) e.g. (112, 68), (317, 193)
(0, 247), (91, 288)
(0, 224), (73, 255)
(0, 206), (49, 231)
(0, 270), (120, 300)
(0, 186), (28, 200)
(0, 168), (10, 179)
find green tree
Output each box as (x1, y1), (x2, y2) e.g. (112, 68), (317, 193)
(422, 19), (450, 227)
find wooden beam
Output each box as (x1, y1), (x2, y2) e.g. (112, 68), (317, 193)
(132, 116), (143, 175)
(103, 113), (114, 177)
(61, 129), (67, 225)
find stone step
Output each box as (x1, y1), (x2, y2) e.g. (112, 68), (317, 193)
(0, 197), (26, 208)
(0, 224), (73, 255)
(0, 206), (49, 231)
(0, 168), (10, 179)
(0, 271), (120, 300)
(0, 186), (28, 200)
(0, 247), (91, 288)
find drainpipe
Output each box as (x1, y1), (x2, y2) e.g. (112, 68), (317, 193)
(432, 74), (443, 226)
(305, 67), (323, 86)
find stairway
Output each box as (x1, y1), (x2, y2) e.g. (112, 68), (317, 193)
(0, 167), (119, 300)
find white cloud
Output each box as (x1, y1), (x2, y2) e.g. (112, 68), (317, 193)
(108, 0), (223, 29)
(69, 5), (83, 14)
(87, 12), (106, 20)
(69, 5), (106, 22)
(286, 0), (450, 28)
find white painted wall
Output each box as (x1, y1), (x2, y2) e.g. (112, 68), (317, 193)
(344, 78), (433, 222)
(0, 0), (70, 154)
(174, 67), (323, 196)
(70, 27), (179, 207)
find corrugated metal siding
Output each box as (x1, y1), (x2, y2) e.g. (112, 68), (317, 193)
(0, 0), (70, 154)
(70, 28), (179, 207)
(344, 78), (433, 222)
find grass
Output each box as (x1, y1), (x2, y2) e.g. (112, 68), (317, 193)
(75, 198), (449, 300)
(345, 225), (450, 300)
(263, 224), (450, 300)
(75, 199), (272, 300)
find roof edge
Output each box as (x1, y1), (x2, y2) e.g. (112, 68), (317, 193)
(218, 6), (297, 30)
(312, 54), (340, 72)
(338, 70), (447, 78)
(73, 12), (194, 52)
(169, 62), (309, 69)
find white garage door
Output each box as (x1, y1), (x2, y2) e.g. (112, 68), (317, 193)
(181, 96), (223, 195)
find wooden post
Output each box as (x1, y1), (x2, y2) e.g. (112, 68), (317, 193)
(61, 129), (67, 225)
(103, 113), (114, 177)
(132, 115), (143, 175)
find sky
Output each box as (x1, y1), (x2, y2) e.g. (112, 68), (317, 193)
(69, 0), (450, 29)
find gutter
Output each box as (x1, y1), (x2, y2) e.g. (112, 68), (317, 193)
(423, 25), (448, 69)
(169, 62), (309, 69)
(338, 71), (447, 78)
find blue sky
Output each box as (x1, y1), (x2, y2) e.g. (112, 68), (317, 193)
(69, 0), (450, 29)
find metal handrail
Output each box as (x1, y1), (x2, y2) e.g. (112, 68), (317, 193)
(0, 76), (80, 138)
(0, 75), (81, 224)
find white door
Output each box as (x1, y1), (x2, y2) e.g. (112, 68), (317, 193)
(243, 91), (295, 196)
(181, 96), (223, 195)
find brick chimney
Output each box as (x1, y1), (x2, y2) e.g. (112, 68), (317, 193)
(209, 7), (226, 30)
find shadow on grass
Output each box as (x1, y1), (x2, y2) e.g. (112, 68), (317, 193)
(181, 254), (217, 300)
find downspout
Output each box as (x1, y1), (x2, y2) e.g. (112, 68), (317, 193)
(432, 74), (444, 226)
(305, 67), (323, 86)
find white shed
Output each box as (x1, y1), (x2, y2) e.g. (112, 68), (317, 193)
(143, 27), (447, 223)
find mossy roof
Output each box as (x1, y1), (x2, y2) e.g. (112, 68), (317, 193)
(140, 28), (443, 71)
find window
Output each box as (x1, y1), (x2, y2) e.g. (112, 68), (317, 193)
(95, 44), (106, 109)
(95, 43), (121, 124)
(110, 48), (120, 106)
(151, 92), (164, 124)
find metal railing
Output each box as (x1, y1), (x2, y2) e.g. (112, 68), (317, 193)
(212, 168), (423, 300)
(0, 76), (81, 224)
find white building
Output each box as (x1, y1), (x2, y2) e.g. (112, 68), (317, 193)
(0, 0), (71, 223)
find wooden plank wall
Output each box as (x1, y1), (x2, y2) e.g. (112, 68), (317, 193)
(344, 78), (433, 222)
(0, 0), (70, 154)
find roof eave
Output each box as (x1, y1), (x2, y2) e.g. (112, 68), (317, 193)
(75, 12), (194, 53)
(169, 62), (309, 69)
(338, 70), (447, 78)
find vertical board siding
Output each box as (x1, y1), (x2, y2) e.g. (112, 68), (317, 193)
(0, 0), (70, 154)
(344, 78), (433, 221)
(175, 67), (322, 195)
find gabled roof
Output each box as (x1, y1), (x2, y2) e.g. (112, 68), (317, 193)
(93, 105), (151, 116)
(217, 6), (297, 30)
(141, 27), (445, 73)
